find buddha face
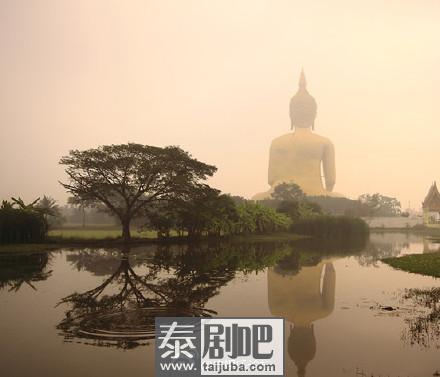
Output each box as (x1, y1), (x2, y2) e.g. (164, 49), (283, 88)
(289, 93), (317, 129)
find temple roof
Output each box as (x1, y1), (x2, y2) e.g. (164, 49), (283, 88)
(422, 182), (440, 211)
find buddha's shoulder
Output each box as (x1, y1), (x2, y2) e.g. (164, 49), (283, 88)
(309, 133), (334, 145)
(270, 133), (291, 146)
(271, 132), (333, 146)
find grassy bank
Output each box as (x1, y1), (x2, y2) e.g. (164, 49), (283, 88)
(1, 216), (371, 254)
(382, 253), (440, 278)
(0, 243), (61, 254)
(49, 227), (305, 243)
(48, 228), (157, 240)
(0, 227), (305, 254)
(0, 226), (158, 253)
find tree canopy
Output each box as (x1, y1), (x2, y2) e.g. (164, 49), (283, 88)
(271, 182), (305, 201)
(60, 143), (217, 241)
(145, 190), (292, 238)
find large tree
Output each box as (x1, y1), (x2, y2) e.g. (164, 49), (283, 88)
(271, 182), (305, 201)
(59, 143), (216, 242)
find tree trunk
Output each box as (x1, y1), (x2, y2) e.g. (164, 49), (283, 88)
(81, 206), (86, 228)
(122, 218), (131, 243)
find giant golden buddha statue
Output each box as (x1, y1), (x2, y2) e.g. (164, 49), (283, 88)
(253, 70), (337, 199)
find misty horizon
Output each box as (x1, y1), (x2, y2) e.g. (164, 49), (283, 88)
(1, 0), (439, 209)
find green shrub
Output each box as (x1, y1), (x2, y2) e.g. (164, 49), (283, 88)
(0, 200), (48, 244)
(234, 202), (292, 235)
(291, 215), (369, 239)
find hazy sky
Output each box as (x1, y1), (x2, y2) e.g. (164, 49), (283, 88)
(1, 0), (439, 209)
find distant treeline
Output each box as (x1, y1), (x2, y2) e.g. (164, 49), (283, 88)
(0, 192), (370, 244)
(253, 198), (369, 240)
(146, 192), (369, 241)
(61, 206), (116, 227)
(308, 195), (402, 217)
(255, 183), (402, 218)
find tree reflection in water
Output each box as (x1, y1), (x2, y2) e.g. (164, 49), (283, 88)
(57, 242), (291, 349)
(0, 252), (52, 292)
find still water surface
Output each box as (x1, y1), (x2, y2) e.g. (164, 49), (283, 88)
(0, 233), (439, 377)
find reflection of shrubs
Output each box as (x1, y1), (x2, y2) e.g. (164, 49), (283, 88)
(274, 233), (369, 276)
(0, 252), (52, 291)
(274, 250), (323, 276)
(291, 215), (369, 240)
(293, 233), (368, 256)
(57, 241), (292, 348)
(273, 252), (300, 275)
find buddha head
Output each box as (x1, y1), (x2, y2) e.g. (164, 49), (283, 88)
(288, 324), (316, 377)
(289, 69), (317, 130)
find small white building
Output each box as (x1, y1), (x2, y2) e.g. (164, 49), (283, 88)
(422, 182), (440, 227)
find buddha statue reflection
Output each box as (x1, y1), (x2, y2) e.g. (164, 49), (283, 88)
(253, 70), (337, 199)
(268, 260), (336, 377)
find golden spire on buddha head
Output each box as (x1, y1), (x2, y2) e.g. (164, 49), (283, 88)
(289, 69), (317, 130)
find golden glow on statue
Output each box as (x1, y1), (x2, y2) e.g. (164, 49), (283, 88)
(254, 70), (337, 199)
(268, 260), (336, 377)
